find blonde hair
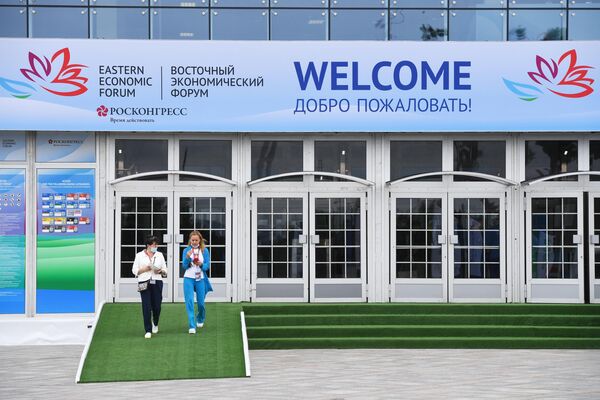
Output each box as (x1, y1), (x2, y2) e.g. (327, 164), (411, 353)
(188, 230), (205, 251)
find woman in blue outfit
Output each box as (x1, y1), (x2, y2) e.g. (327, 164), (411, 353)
(181, 230), (213, 334)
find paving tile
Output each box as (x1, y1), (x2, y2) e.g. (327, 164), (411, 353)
(0, 346), (599, 400)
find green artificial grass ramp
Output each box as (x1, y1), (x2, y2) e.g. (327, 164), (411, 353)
(79, 303), (246, 383)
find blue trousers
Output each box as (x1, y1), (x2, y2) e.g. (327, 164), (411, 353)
(139, 280), (163, 334)
(183, 277), (206, 329)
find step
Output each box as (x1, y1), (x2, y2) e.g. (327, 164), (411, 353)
(244, 314), (600, 327)
(246, 325), (600, 339)
(242, 304), (600, 316)
(248, 337), (600, 350)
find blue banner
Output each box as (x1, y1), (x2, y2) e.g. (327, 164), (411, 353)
(0, 39), (598, 132)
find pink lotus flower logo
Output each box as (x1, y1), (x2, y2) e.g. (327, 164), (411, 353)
(0, 48), (88, 99)
(503, 49), (594, 101)
(97, 105), (108, 117)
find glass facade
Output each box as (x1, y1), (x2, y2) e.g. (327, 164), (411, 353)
(1, 1), (598, 40)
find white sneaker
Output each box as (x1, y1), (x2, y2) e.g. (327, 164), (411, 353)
(152, 324), (158, 334)
(188, 328), (196, 334)
(144, 332), (151, 339)
(196, 322), (204, 328)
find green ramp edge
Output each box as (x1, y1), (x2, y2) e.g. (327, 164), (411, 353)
(79, 303), (246, 383)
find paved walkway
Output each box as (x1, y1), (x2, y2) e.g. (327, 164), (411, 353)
(1, 346), (599, 399)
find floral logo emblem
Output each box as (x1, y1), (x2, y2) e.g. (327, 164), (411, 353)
(0, 48), (88, 99)
(97, 105), (108, 117)
(503, 49), (594, 101)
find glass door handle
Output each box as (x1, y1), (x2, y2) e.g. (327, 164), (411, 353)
(591, 235), (600, 245)
(437, 235), (446, 244)
(298, 234), (308, 244)
(572, 235), (583, 244)
(310, 235), (320, 244)
(175, 234), (184, 243)
(162, 234), (172, 244)
(450, 235), (459, 245)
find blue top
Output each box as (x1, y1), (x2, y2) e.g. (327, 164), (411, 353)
(181, 245), (213, 295)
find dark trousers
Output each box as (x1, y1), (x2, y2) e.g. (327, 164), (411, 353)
(139, 280), (163, 333)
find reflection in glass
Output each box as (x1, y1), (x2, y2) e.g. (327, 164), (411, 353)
(453, 197), (501, 279)
(449, 10), (506, 41)
(272, 0), (328, 6)
(568, 10), (600, 40)
(390, 9), (446, 41)
(115, 140), (168, 180)
(330, 9), (387, 40)
(391, 0), (447, 7)
(569, 0), (600, 8)
(315, 198), (361, 279)
(211, 0), (267, 6)
(331, 0), (388, 8)
(271, 9), (327, 40)
(591, 141), (600, 181)
(30, 7), (88, 38)
(256, 197), (303, 279)
(390, 141), (442, 181)
(93, 0), (146, 5)
(315, 141), (366, 180)
(508, 0), (565, 8)
(0, 7), (26, 37)
(91, 8), (149, 39)
(120, 196), (169, 279)
(509, 10), (565, 41)
(453, 141), (506, 180)
(180, 140), (232, 180)
(152, 0), (209, 5)
(530, 197), (578, 279)
(251, 141), (303, 181)
(151, 8), (209, 40)
(525, 141), (578, 181)
(450, 0), (505, 7)
(396, 198), (443, 279)
(211, 9), (268, 40)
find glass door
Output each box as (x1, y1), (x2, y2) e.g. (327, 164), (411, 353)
(391, 194), (447, 302)
(174, 193), (231, 302)
(251, 193), (309, 302)
(391, 192), (507, 303)
(449, 193), (506, 302)
(115, 192), (173, 302)
(526, 193), (584, 303)
(589, 194), (600, 303)
(251, 192), (367, 302)
(310, 194), (367, 302)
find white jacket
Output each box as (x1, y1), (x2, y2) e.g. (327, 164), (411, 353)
(132, 250), (167, 282)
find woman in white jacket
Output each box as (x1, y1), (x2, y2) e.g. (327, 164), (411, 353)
(132, 235), (167, 339)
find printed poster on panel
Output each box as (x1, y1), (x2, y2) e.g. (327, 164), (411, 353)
(0, 169), (25, 314)
(36, 169), (95, 314)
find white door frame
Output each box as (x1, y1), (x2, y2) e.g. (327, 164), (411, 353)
(309, 192), (367, 303)
(589, 192), (600, 303)
(389, 189), (508, 303)
(390, 191), (448, 302)
(525, 191), (585, 303)
(251, 191), (309, 302)
(173, 190), (232, 302)
(114, 191), (174, 302)
(448, 191), (507, 303)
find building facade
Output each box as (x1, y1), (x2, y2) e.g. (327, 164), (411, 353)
(1, 1), (600, 321)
